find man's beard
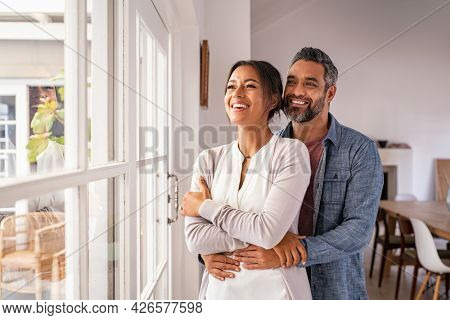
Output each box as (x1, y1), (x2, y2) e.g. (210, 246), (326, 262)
(284, 94), (326, 123)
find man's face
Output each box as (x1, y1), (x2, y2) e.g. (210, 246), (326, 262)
(284, 60), (329, 123)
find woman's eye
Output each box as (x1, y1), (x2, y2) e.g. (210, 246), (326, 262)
(226, 85), (235, 89)
(246, 84), (256, 88)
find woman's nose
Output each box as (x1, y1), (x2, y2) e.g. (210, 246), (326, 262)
(233, 85), (245, 97)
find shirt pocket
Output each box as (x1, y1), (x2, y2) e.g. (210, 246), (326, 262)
(322, 169), (350, 204)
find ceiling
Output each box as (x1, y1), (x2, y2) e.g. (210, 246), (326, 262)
(251, 0), (312, 33)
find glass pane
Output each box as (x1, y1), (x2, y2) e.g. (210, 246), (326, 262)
(0, 2), (65, 182)
(87, 0), (115, 166)
(0, 189), (68, 300)
(156, 47), (168, 158)
(0, 96), (16, 120)
(88, 177), (118, 299)
(138, 164), (156, 291)
(137, 26), (156, 161)
(138, 159), (168, 296)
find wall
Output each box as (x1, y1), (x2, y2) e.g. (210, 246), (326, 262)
(251, 0), (450, 200)
(199, 0), (251, 148)
(0, 40), (63, 78)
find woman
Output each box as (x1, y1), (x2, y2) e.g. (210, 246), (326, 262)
(181, 60), (311, 299)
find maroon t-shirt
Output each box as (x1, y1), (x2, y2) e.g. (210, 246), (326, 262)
(298, 136), (325, 236)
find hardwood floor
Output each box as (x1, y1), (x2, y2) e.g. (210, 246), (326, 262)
(364, 238), (449, 300)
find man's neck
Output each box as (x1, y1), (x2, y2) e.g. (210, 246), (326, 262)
(292, 110), (329, 144)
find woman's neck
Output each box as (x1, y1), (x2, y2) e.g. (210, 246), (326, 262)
(237, 124), (273, 158)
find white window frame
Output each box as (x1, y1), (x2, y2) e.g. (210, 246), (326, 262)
(0, 0), (126, 299)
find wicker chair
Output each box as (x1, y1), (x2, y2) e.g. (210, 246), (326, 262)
(0, 212), (65, 299)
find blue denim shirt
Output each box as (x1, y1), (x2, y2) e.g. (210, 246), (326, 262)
(277, 113), (383, 299)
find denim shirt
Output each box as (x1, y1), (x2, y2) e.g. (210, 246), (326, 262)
(277, 113), (383, 299)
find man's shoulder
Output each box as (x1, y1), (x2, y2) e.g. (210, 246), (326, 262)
(336, 122), (375, 149)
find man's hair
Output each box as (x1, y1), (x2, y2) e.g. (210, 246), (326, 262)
(290, 47), (338, 89)
(226, 60), (283, 121)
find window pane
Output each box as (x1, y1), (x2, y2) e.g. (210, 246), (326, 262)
(137, 26), (157, 161)
(0, 2), (65, 182)
(0, 189), (68, 300)
(138, 159), (168, 296)
(88, 177), (118, 299)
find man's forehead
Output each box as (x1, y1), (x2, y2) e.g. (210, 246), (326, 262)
(288, 60), (325, 78)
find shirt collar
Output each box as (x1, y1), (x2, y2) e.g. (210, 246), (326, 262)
(281, 113), (341, 148)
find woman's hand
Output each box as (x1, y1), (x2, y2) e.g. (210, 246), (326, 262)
(272, 232), (307, 267)
(180, 177), (211, 217)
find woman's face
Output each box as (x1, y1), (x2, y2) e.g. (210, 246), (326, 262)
(224, 65), (269, 127)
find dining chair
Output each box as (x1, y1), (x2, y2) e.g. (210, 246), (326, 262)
(410, 217), (450, 300)
(0, 211), (65, 300)
(370, 201), (416, 288)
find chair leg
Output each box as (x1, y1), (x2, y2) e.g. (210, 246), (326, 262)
(0, 263), (2, 300)
(35, 267), (42, 300)
(415, 271), (431, 300)
(395, 250), (404, 299)
(445, 274), (449, 299)
(378, 248), (387, 287)
(369, 237), (377, 278)
(410, 261), (419, 300)
(433, 275), (442, 300)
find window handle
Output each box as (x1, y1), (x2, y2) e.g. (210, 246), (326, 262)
(167, 172), (179, 225)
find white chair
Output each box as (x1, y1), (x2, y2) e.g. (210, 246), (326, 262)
(410, 217), (450, 299)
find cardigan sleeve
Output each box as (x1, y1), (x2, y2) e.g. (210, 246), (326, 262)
(184, 150), (248, 255)
(198, 141), (311, 249)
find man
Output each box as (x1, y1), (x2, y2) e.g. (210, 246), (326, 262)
(202, 47), (383, 299)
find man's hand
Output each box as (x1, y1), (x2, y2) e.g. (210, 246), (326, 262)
(233, 233), (307, 270)
(202, 253), (240, 281)
(272, 232), (307, 267)
(180, 177), (211, 217)
(232, 245), (281, 270)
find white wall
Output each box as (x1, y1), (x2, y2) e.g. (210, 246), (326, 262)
(251, 0), (450, 200)
(0, 40), (63, 78)
(199, 0), (251, 148)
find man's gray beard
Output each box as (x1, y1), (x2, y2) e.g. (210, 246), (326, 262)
(286, 95), (325, 123)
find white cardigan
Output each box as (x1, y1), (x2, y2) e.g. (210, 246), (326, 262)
(185, 134), (312, 299)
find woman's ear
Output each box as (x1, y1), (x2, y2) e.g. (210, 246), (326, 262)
(269, 94), (279, 110)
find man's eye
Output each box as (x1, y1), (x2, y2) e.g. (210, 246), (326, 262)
(226, 85), (235, 89)
(246, 84), (256, 88)
(306, 82), (317, 87)
(287, 80), (295, 85)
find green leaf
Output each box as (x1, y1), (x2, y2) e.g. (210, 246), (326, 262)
(26, 133), (50, 163)
(55, 109), (64, 123)
(49, 136), (64, 145)
(31, 100), (58, 134)
(57, 86), (64, 102)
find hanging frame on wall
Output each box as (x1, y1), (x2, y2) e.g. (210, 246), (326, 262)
(200, 40), (209, 108)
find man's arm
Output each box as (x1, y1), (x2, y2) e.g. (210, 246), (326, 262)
(302, 140), (383, 266)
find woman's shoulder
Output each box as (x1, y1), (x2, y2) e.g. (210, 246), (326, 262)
(273, 135), (308, 153)
(272, 136), (310, 171)
(196, 142), (234, 166)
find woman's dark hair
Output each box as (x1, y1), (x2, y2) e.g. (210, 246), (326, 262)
(225, 60), (283, 121)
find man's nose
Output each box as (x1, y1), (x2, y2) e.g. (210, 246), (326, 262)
(291, 84), (306, 97)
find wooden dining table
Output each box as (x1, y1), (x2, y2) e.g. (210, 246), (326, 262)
(379, 200), (450, 240)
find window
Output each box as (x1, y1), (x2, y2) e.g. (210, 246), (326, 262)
(0, 0), (122, 300)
